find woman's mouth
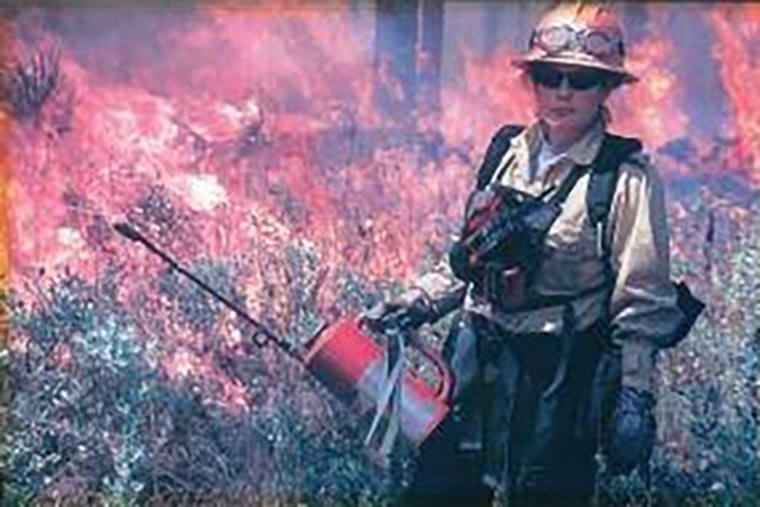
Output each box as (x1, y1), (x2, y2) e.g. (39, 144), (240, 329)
(550, 107), (575, 117)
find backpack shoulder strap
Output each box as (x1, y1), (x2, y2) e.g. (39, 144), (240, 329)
(586, 133), (643, 328)
(476, 124), (525, 190)
(586, 133), (643, 230)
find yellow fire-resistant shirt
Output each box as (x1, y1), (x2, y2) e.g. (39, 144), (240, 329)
(412, 118), (684, 391)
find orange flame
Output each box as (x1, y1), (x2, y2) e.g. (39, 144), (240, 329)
(611, 36), (688, 152)
(707, 4), (760, 185)
(7, 4), (760, 415)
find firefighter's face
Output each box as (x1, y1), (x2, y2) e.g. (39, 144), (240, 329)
(529, 63), (613, 135)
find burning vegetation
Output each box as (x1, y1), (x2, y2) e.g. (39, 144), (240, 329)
(0, 3), (758, 506)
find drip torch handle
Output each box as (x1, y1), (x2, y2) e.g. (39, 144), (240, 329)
(113, 221), (299, 359)
(427, 286), (468, 322)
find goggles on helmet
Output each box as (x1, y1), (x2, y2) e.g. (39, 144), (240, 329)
(529, 24), (625, 59)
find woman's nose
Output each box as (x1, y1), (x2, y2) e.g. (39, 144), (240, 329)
(556, 76), (573, 97)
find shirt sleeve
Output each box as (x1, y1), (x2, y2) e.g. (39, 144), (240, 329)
(607, 153), (684, 390)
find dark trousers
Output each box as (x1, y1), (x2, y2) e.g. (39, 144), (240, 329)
(401, 327), (605, 507)
(506, 331), (600, 507)
(399, 414), (494, 507)
(399, 412), (596, 507)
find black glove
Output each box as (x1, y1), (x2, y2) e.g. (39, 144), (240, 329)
(361, 295), (432, 332)
(606, 385), (656, 475)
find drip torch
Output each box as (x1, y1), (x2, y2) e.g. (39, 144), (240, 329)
(113, 222), (459, 450)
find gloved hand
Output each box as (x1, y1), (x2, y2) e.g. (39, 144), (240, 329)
(361, 292), (433, 332)
(606, 385), (656, 475)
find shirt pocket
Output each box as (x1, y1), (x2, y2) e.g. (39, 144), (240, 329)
(544, 207), (598, 258)
(541, 216), (603, 291)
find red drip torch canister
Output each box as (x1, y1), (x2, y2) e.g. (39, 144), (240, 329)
(303, 317), (451, 448)
(110, 221), (452, 449)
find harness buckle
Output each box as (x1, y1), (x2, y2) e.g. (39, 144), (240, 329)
(595, 221), (605, 259)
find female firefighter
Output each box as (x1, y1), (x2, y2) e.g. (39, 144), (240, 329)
(365, 3), (693, 506)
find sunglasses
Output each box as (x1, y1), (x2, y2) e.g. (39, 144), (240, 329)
(529, 65), (609, 91)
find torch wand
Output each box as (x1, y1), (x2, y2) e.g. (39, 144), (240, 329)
(113, 221), (455, 452)
(112, 221), (300, 360)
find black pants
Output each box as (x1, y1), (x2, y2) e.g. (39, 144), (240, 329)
(402, 328), (605, 507)
(400, 412), (596, 507)
(398, 413), (493, 507)
(506, 331), (601, 507)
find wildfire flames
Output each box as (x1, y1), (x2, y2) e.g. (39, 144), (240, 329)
(1, 3), (758, 414)
(707, 4), (760, 185)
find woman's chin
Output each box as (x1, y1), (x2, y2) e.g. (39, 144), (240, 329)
(544, 117), (579, 133)
(542, 114), (593, 134)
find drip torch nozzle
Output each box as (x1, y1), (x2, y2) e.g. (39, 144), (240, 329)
(111, 220), (299, 359)
(113, 222), (144, 242)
